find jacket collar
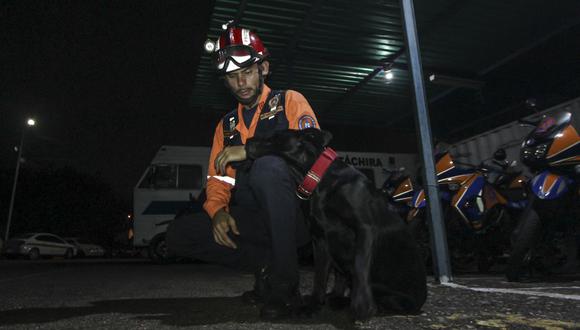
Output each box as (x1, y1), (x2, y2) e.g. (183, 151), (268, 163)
(236, 85), (271, 143)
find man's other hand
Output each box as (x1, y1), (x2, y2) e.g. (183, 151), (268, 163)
(211, 209), (240, 249)
(215, 145), (247, 175)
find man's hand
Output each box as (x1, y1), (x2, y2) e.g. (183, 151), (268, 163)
(215, 146), (247, 175)
(212, 209), (240, 249)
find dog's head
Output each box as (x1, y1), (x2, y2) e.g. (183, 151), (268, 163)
(246, 128), (333, 172)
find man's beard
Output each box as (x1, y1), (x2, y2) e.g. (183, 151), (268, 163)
(232, 87), (260, 106)
(229, 72), (264, 107)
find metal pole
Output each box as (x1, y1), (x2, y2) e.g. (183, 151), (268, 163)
(399, 0), (452, 282)
(5, 131), (26, 242)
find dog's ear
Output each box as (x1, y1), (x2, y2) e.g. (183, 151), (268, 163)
(300, 128), (333, 148)
(321, 130), (332, 147)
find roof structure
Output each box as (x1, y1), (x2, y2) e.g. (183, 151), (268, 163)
(190, 0), (580, 141)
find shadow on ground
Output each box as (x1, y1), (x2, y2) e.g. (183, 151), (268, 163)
(0, 297), (360, 329)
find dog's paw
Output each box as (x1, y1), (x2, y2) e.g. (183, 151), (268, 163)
(352, 301), (377, 322)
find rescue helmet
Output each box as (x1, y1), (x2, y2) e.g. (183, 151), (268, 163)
(205, 21), (269, 74)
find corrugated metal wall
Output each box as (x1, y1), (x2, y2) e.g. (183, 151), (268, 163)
(451, 97), (580, 168)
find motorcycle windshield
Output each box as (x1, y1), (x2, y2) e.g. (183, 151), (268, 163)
(532, 112), (572, 140)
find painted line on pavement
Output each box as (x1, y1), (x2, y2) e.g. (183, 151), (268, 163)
(516, 286), (580, 290)
(442, 282), (580, 301)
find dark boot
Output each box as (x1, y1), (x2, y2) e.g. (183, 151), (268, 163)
(259, 282), (302, 320)
(241, 266), (270, 304)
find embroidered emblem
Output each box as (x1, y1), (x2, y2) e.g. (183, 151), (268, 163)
(298, 115), (317, 129)
(268, 94), (281, 110)
(224, 116), (238, 139)
(260, 106), (284, 120)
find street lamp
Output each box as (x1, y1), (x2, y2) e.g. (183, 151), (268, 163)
(4, 118), (36, 242)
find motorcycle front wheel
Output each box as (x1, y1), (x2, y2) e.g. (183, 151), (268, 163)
(505, 208), (542, 282)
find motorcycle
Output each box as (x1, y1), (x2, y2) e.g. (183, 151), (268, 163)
(409, 150), (528, 272)
(380, 167), (415, 219)
(507, 111), (580, 281)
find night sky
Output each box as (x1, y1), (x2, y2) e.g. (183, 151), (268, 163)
(1, 1), (214, 202)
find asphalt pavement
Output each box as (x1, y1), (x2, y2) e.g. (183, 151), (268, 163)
(0, 258), (579, 329)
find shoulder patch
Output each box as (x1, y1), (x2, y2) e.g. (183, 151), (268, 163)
(298, 115), (317, 130)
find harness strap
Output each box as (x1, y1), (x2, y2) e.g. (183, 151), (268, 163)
(297, 148), (338, 200)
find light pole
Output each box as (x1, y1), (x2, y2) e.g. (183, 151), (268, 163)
(4, 118), (36, 242)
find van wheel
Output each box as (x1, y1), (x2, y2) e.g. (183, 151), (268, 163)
(65, 248), (74, 259)
(148, 233), (173, 264)
(29, 248), (40, 260)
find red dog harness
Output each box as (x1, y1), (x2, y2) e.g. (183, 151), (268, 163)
(296, 148), (338, 200)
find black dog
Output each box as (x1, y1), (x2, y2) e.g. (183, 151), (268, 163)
(245, 128), (427, 321)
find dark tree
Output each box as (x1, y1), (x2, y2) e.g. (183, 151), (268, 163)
(0, 166), (129, 249)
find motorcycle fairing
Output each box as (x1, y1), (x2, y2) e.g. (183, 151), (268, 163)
(410, 189), (426, 209)
(435, 153), (474, 184)
(547, 125), (580, 166)
(531, 170), (569, 200)
(452, 174), (485, 224)
(392, 177), (414, 202)
(508, 175), (528, 189)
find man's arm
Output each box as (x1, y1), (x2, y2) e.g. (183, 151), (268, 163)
(204, 121), (242, 249)
(203, 121), (233, 219)
(285, 90), (320, 130)
(211, 208), (239, 249)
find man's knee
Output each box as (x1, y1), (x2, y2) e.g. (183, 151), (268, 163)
(249, 155), (291, 186)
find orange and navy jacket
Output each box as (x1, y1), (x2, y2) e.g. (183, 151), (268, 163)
(204, 84), (319, 218)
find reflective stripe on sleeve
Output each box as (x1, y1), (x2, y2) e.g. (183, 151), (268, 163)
(207, 175), (236, 186)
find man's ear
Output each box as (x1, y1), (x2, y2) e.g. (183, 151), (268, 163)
(259, 61), (270, 76)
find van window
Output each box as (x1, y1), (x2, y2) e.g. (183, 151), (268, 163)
(178, 165), (202, 189)
(138, 165), (177, 189)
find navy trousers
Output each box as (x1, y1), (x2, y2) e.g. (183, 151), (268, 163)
(166, 155), (310, 285)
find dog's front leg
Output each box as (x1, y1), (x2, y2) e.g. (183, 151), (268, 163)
(307, 238), (332, 310)
(351, 228), (377, 321)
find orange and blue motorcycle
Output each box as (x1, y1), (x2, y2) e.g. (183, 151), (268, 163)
(408, 150), (529, 272)
(380, 167), (415, 219)
(507, 111), (580, 281)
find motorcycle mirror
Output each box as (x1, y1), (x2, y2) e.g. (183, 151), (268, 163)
(493, 148), (507, 161)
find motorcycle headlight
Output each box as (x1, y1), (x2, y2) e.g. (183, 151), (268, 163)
(534, 143), (549, 159)
(526, 138), (535, 146)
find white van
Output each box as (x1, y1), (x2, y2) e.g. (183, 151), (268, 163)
(133, 146), (417, 261)
(133, 146), (209, 260)
(337, 151), (418, 189)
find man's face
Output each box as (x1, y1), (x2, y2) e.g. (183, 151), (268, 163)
(224, 63), (265, 107)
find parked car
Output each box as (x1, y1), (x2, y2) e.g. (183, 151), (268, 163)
(2, 233), (77, 260)
(64, 237), (106, 257)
